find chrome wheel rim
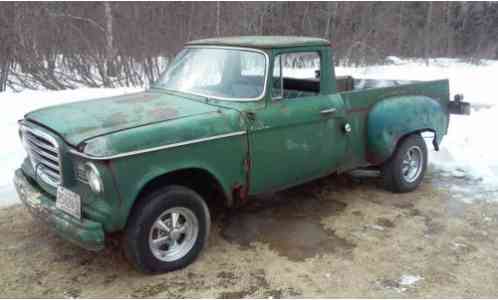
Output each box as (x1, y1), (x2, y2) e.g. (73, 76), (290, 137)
(148, 207), (199, 262)
(401, 145), (423, 183)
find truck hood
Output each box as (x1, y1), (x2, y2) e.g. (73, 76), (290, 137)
(25, 91), (221, 147)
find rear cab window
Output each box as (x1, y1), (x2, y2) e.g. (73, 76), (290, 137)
(272, 52), (321, 100)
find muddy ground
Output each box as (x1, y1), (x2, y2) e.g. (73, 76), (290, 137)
(1, 168), (498, 298)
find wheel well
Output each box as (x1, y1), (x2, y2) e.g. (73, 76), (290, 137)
(377, 129), (434, 167)
(133, 168), (229, 214)
(396, 129), (436, 151)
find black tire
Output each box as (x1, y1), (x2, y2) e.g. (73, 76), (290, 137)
(123, 185), (211, 274)
(381, 134), (428, 193)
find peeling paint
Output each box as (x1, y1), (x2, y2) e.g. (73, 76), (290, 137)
(114, 94), (157, 104)
(150, 107), (178, 120)
(102, 112), (129, 128)
(286, 139), (310, 152)
(366, 95), (448, 164)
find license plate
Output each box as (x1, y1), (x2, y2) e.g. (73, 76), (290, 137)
(56, 186), (81, 219)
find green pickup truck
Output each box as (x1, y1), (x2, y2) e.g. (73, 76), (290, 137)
(14, 36), (469, 273)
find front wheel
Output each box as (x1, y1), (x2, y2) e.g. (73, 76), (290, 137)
(381, 134), (428, 193)
(123, 185), (211, 274)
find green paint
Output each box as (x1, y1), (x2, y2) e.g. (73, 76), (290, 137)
(15, 37), (463, 250)
(25, 91), (221, 147)
(367, 95), (449, 163)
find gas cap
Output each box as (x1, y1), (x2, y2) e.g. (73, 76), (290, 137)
(344, 123), (352, 133)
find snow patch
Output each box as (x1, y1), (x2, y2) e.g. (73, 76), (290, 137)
(425, 105), (498, 200)
(399, 274), (422, 286)
(366, 224), (385, 232)
(385, 56), (404, 65)
(336, 57), (498, 107)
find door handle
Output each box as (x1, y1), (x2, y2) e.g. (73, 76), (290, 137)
(320, 108), (337, 115)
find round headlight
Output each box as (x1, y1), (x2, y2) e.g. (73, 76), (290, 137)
(85, 163), (103, 194)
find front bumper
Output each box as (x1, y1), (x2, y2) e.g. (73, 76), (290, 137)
(13, 169), (105, 251)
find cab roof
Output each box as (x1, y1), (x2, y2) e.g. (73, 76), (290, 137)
(186, 36), (330, 49)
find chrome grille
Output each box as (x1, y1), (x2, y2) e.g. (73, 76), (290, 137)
(21, 125), (61, 187)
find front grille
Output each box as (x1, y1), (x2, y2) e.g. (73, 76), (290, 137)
(21, 125), (61, 187)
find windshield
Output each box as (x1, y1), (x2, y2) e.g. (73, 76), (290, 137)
(155, 47), (267, 101)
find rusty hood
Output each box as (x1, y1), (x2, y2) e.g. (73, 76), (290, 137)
(25, 91), (223, 147)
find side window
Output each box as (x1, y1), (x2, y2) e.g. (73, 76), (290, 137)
(272, 52), (321, 100)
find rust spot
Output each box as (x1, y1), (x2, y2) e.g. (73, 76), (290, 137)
(232, 184), (249, 206)
(72, 125), (101, 135)
(150, 107), (178, 120)
(114, 94), (157, 104)
(346, 107), (370, 114)
(365, 151), (385, 165)
(102, 112), (129, 127)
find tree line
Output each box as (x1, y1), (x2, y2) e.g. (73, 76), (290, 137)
(1, 1), (497, 92)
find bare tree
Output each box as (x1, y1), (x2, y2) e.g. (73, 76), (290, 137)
(324, 2), (338, 39)
(216, 1), (221, 36)
(397, 3), (404, 55)
(103, 2), (115, 85)
(424, 2), (433, 64)
(2, 2), (498, 92)
(446, 2), (454, 57)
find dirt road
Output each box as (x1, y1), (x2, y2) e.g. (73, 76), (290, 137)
(1, 168), (497, 298)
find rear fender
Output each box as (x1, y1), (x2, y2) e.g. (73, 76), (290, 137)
(366, 95), (449, 164)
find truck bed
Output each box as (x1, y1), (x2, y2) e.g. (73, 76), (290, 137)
(285, 76), (419, 94)
(336, 76), (418, 92)
(336, 77), (451, 170)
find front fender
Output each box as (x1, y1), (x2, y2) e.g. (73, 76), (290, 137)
(366, 95), (449, 164)
(105, 132), (248, 231)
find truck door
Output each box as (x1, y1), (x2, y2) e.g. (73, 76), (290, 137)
(247, 51), (349, 195)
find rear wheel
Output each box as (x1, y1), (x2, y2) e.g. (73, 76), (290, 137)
(382, 134), (428, 193)
(124, 185), (210, 274)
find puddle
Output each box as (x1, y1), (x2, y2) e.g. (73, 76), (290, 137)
(221, 181), (355, 261)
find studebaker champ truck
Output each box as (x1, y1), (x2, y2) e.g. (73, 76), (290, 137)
(14, 36), (470, 273)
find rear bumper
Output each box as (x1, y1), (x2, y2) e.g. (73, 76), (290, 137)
(13, 169), (105, 251)
(448, 94), (471, 115)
